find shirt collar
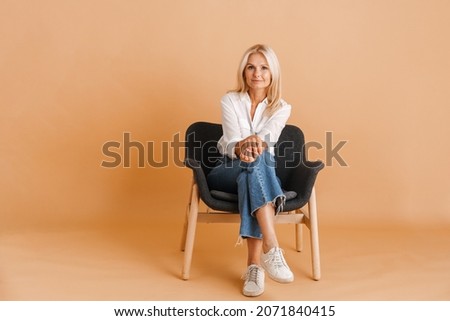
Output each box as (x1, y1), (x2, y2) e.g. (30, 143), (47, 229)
(240, 92), (269, 105)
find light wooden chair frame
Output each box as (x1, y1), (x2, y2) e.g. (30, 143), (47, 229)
(180, 179), (321, 281)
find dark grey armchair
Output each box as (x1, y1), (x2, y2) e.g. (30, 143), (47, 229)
(181, 122), (324, 281)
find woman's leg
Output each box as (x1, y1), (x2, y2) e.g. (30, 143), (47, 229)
(255, 203), (279, 253)
(207, 157), (241, 194)
(246, 203), (279, 265)
(237, 151), (284, 240)
(246, 238), (262, 265)
(246, 202), (293, 285)
(240, 151), (293, 283)
(241, 152), (281, 264)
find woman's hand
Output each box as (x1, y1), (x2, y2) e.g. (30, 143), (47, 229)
(235, 135), (267, 162)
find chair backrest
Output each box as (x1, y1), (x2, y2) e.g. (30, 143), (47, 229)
(274, 124), (306, 186)
(185, 122), (223, 176)
(184, 122), (306, 182)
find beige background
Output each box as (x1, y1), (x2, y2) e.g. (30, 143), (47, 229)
(1, 0), (449, 300)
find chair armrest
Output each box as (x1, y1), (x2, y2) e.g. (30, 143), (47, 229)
(286, 160), (324, 200)
(184, 158), (201, 171)
(184, 158), (239, 212)
(184, 158), (208, 185)
(184, 157), (212, 202)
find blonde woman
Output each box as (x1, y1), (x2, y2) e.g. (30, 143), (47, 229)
(207, 44), (293, 297)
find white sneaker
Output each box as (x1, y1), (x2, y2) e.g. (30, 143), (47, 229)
(261, 247), (294, 283)
(242, 264), (265, 297)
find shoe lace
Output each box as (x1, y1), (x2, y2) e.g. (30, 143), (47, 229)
(242, 265), (261, 284)
(265, 248), (287, 269)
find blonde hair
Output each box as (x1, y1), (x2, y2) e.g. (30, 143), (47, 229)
(233, 44), (282, 116)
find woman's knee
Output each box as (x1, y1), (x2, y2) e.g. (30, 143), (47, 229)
(249, 151), (276, 171)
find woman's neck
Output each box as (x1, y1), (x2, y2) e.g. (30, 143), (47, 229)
(248, 89), (267, 106)
(247, 89), (267, 120)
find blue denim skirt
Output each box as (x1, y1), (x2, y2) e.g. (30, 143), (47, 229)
(206, 151), (285, 239)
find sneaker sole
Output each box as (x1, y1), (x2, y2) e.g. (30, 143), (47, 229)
(266, 273), (294, 283)
(260, 262), (294, 283)
(243, 288), (264, 297)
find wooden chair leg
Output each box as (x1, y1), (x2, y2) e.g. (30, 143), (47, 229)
(181, 183), (200, 280)
(180, 178), (195, 251)
(180, 204), (189, 252)
(308, 187), (321, 281)
(295, 221), (303, 252)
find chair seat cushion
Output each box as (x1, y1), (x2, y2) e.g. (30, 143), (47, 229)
(210, 190), (297, 202)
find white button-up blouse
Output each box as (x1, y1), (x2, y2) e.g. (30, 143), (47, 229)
(217, 92), (292, 159)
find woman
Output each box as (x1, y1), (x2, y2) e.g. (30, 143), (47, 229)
(207, 44), (293, 297)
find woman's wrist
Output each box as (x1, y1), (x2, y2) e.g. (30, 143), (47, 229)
(234, 141), (241, 157)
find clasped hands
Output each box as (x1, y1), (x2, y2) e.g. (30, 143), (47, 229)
(235, 135), (267, 163)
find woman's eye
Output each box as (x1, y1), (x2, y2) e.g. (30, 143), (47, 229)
(247, 65), (254, 70)
(262, 66), (269, 70)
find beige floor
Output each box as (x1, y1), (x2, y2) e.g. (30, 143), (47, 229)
(1, 217), (449, 301)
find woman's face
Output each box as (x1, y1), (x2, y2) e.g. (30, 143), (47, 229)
(244, 52), (271, 92)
